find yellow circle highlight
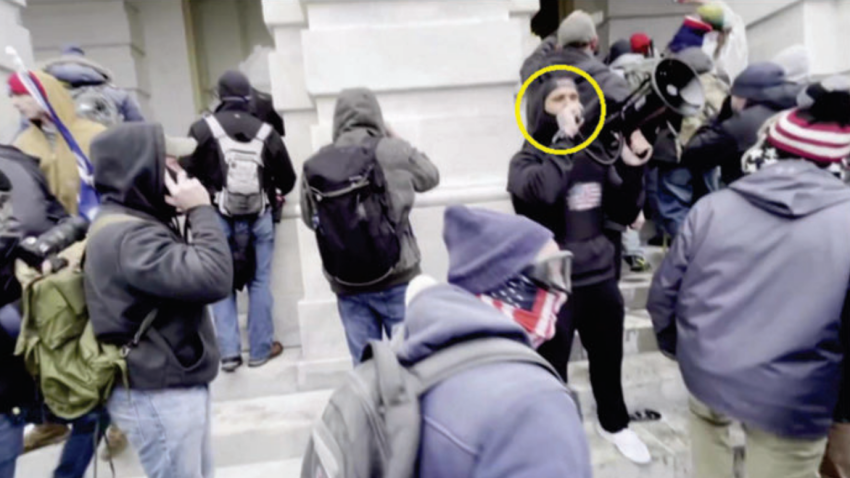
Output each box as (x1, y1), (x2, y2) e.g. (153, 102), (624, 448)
(515, 65), (607, 155)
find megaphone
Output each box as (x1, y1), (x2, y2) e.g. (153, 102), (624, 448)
(608, 58), (706, 136)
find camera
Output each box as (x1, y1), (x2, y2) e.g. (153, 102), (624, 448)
(16, 216), (89, 271)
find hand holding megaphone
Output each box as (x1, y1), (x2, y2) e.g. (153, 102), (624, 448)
(621, 130), (653, 167)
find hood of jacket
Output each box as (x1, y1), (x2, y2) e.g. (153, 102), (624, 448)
(730, 160), (850, 218)
(91, 122), (175, 222)
(395, 284), (530, 365)
(610, 52), (646, 72)
(43, 56), (111, 87)
(215, 70), (252, 114)
(333, 88), (387, 142)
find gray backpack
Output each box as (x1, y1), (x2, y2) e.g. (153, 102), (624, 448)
(301, 337), (576, 478)
(205, 115), (272, 217)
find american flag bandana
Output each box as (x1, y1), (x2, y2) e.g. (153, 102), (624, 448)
(480, 275), (567, 348)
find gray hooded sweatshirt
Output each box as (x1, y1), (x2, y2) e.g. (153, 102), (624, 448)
(648, 160), (850, 438)
(301, 88), (439, 294)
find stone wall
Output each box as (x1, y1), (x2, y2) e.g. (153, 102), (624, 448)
(263, 0), (538, 378)
(0, 0), (33, 142)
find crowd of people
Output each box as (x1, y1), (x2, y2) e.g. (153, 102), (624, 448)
(0, 1), (848, 477)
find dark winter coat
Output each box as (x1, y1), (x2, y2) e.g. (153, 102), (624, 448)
(682, 84), (798, 185)
(508, 75), (644, 287)
(85, 123), (233, 390)
(0, 323), (34, 415)
(648, 160), (850, 438)
(300, 88), (440, 295)
(0, 146), (68, 308)
(184, 75), (296, 222)
(399, 284), (591, 478)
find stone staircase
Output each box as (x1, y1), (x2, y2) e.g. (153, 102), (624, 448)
(18, 250), (702, 478)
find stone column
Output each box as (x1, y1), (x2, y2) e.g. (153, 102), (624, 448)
(22, 0), (152, 118)
(264, 0), (538, 387)
(0, 0), (33, 142)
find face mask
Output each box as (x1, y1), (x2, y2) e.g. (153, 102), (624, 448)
(480, 274), (568, 348)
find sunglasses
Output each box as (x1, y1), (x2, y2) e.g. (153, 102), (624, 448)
(521, 250), (573, 295)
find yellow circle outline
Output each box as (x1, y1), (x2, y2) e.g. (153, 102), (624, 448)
(515, 65), (607, 155)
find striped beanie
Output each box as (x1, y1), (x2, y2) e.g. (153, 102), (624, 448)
(767, 110), (850, 164)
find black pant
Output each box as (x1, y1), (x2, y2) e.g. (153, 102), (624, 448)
(538, 278), (630, 432)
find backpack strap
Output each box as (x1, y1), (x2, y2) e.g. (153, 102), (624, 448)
(255, 123), (273, 142)
(410, 337), (564, 394)
(204, 116), (228, 140)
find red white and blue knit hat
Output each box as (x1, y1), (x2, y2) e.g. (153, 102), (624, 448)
(767, 110), (850, 163)
(767, 78), (850, 163)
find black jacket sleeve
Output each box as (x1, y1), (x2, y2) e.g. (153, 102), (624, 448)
(184, 121), (222, 198)
(263, 133), (296, 196)
(681, 122), (738, 171)
(117, 206), (233, 303)
(507, 147), (573, 206)
(603, 160), (645, 228)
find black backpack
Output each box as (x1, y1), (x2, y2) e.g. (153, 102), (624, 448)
(304, 137), (401, 287)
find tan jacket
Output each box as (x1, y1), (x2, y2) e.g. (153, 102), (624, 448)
(13, 71), (105, 215)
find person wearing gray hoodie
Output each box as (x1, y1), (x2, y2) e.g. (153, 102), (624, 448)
(648, 84), (850, 478)
(401, 205), (590, 478)
(301, 88), (439, 363)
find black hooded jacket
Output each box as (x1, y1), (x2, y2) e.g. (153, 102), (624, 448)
(508, 75), (645, 287)
(683, 83), (799, 185)
(85, 123), (233, 390)
(185, 71), (296, 221)
(0, 146), (68, 308)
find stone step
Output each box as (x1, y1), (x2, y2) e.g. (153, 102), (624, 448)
(570, 351), (688, 421)
(213, 311), (660, 403)
(17, 348), (688, 477)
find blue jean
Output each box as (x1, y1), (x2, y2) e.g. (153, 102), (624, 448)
(107, 386), (213, 478)
(213, 211), (275, 361)
(0, 304), (21, 340)
(657, 166), (694, 238)
(52, 409), (109, 478)
(336, 284), (408, 364)
(0, 413), (23, 478)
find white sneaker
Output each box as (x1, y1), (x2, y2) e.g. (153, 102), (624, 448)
(596, 423), (652, 465)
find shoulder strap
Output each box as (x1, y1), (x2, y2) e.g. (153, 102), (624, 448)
(204, 116), (228, 140)
(255, 123), (273, 142)
(410, 337), (563, 394)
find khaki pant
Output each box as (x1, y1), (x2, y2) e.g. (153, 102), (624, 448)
(821, 423), (850, 478)
(689, 396), (828, 478)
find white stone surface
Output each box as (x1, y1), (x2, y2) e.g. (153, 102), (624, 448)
(130, 0), (197, 135)
(0, 0), (33, 142)
(745, 2), (805, 64)
(301, 20), (523, 94)
(306, 0), (511, 29)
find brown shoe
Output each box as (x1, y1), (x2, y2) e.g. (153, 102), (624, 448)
(99, 426), (129, 460)
(24, 423), (71, 453)
(248, 341), (284, 368)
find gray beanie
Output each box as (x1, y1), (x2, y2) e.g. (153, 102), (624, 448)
(443, 206), (553, 295)
(557, 10), (597, 47)
(675, 47), (714, 75)
(731, 63), (786, 101)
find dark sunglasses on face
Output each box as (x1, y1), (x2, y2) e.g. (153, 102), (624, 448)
(521, 250), (573, 295)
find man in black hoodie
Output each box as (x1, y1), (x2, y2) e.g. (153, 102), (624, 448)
(508, 68), (653, 463)
(85, 123), (232, 478)
(0, 169), (36, 478)
(185, 70), (296, 372)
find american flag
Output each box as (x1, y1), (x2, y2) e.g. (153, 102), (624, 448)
(568, 182), (602, 212)
(480, 275), (560, 342)
(6, 47), (99, 221)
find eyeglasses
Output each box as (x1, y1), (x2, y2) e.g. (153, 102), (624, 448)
(521, 250), (573, 295)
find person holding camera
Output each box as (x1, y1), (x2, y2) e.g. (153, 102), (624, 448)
(508, 67), (653, 463)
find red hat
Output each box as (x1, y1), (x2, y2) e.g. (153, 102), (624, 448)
(767, 110), (850, 163)
(7, 72), (46, 97)
(630, 33), (653, 56)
